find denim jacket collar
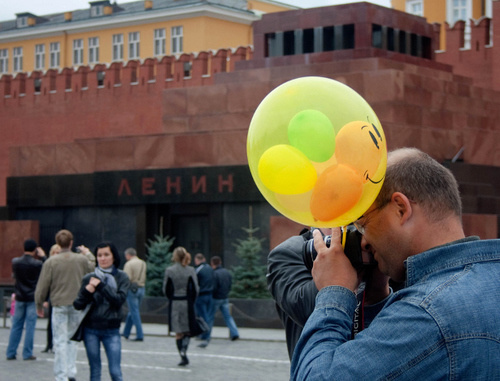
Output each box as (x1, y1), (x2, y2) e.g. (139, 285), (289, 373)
(403, 236), (499, 287)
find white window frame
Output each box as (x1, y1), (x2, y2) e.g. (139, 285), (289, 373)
(447, 0), (472, 49)
(406, 0), (423, 17)
(35, 44), (45, 70)
(129, 32), (140, 59)
(171, 26), (183, 54)
(0, 49), (8, 74)
(13, 47), (23, 72)
(49, 42), (60, 69)
(112, 33), (123, 61)
(73, 39), (84, 66)
(88, 37), (100, 64)
(154, 28), (166, 57)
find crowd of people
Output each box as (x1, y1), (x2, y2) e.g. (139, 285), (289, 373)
(5, 228), (240, 379)
(8, 146), (498, 380)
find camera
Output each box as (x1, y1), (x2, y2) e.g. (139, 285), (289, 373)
(303, 224), (376, 270)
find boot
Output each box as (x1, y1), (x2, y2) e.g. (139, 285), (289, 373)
(176, 337), (190, 366)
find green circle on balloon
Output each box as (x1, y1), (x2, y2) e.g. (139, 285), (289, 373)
(287, 109), (335, 163)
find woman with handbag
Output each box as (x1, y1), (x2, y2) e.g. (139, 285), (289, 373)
(73, 242), (130, 381)
(163, 247), (199, 366)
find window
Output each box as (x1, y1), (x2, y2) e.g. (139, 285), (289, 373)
(447, 0), (472, 48)
(88, 37), (100, 64)
(35, 44), (45, 70)
(129, 32), (140, 59)
(0, 49), (8, 74)
(73, 39), (84, 66)
(171, 26), (183, 54)
(16, 16), (28, 28)
(406, 0), (423, 16)
(451, 0), (467, 22)
(154, 28), (166, 56)
(50, 42), (60, 68)
(13, 47), (23, 72)
(91, 5), (104, 17)
(112, 34), (123, 61)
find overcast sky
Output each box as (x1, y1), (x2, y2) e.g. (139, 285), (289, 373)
(0, 0), (392, 22)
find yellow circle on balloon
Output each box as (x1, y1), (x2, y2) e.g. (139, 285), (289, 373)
(247, 76), (387, 227)
(258, 145), (317, 195)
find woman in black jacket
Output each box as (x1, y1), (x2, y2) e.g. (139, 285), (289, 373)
(74, 242), (130, 381)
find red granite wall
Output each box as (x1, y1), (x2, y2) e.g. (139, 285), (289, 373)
(0, 220), (39, 285)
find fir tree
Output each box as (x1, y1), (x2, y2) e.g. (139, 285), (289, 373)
(229, 226), (270, 299)
(145, 233), (175, 297)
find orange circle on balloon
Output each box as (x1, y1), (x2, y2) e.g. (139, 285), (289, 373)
(247, 76), (387, 227)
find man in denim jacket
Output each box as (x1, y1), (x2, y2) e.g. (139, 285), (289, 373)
(291, 148), (500, 380)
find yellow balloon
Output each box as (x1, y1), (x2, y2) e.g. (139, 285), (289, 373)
(258, 145), (317, 195)
(247, 76), (387, 227)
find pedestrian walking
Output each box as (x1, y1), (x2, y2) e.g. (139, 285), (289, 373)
(210, 256), (239, 341)
(73, 242), (130, 381)
(122, 247), (147, 341)
(35, 229), (94, 381)
(194, 253), (213, 348)
(163, 247), (199, 366)
(6, 239), (46, 361)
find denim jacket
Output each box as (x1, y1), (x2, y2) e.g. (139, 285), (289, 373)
(291, 237), (500, 380)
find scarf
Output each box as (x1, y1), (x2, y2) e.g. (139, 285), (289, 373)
(94, 265), (118, 290)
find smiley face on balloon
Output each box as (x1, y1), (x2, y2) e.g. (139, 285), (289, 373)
(247, 77), (387, 228)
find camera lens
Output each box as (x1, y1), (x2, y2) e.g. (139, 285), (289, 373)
(303, 225), (366, 270)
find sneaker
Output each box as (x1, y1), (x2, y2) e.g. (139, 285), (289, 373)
(198, 341), (209, 348)
(24, 356), (36, 360)
(6, 356), (16, 360)
(230, 336), (239, 341)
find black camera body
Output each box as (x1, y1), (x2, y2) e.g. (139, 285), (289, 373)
(303, 225), (375, 270)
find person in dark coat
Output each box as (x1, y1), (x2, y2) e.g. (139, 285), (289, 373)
(163, 247), (199, 366)
(210, 256), (239, 341)
(6, 239), (46, 361)
(73, 242), (129, 381)
(193, 253), (213, 348)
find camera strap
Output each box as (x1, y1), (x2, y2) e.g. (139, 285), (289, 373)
(352, 290), (365, 338)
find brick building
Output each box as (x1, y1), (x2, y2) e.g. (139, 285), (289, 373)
(0, 2), (499, 288)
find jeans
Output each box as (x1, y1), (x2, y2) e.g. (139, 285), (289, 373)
(122, 287), (144, 339)
(6, 301), (37, 359)
(84, 327), (123, 381)
(195, 293), (213, 341)
(52, 305), (83, 381)
(212, 298), (239, 339)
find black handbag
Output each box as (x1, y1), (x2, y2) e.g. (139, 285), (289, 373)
(130, 282), (139, 293)
(190, 316), (209, 337)
(70, 320), (85, 342)
(70, 304), (91, 342)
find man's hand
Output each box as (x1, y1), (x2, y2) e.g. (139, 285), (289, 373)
(36, 308), (44, 318)
(311, 228), (359, 293)
(36, 247), (46, 258)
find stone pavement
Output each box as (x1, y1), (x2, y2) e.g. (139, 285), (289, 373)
(1, 318), (290, 381)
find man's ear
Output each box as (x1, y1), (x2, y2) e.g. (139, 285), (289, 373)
(391, 192), (413, 224)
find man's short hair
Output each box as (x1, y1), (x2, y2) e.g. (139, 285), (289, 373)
(55, 229), (73, 249)
(194, 253), (205, 261)
(24, 239), (37, 252)
(211, 256), (221, 266)
(125, 247), (137, 256)
(375, 148), (462, 222)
